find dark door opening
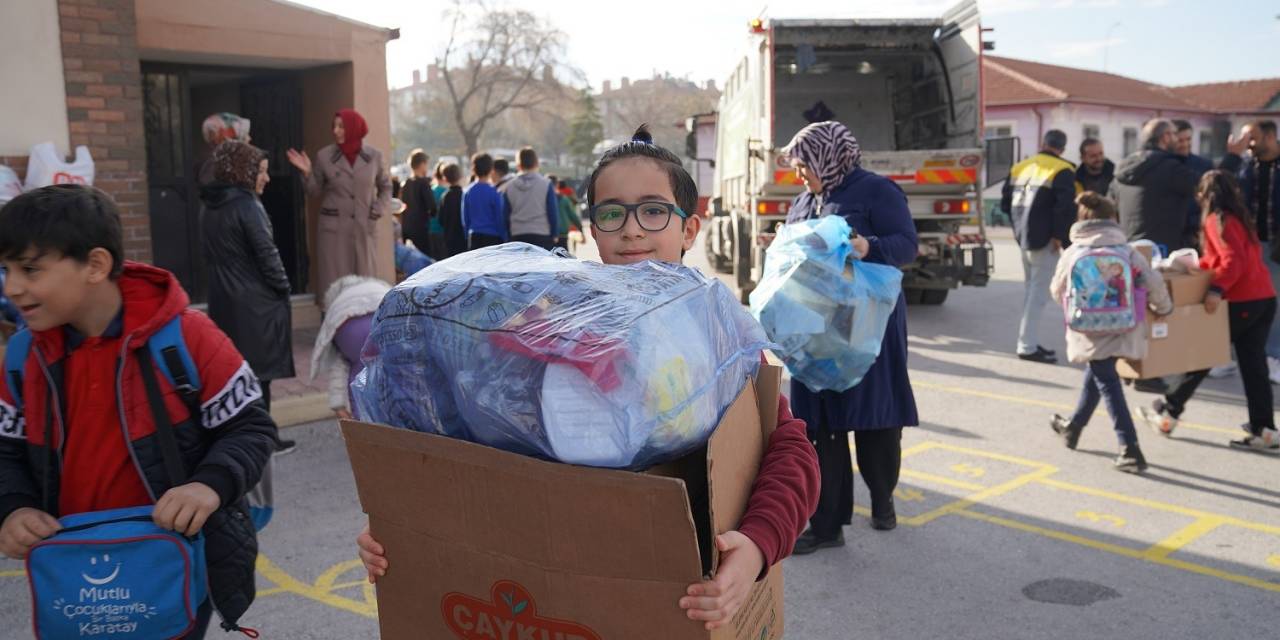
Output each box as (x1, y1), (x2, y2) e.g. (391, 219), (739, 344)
(141, 63), (309, 303)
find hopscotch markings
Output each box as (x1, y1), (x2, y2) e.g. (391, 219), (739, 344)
(895, 488), (926, 502)
(1144, 518), (1224, 560)
(1076, 511), (1126, 528)
(1267, 555), (1280, 569)
(255, 555), (377, 619)
(949, 463), (985, 479)
(913, 379), (1238, 436)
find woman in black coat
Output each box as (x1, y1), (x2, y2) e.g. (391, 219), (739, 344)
(201, 141), (296, 414)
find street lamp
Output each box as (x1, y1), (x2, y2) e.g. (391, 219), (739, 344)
(1103, 22), (1122, 73)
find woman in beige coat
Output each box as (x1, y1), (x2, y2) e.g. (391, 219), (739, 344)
(286, 109), (391, 298)
(1048, 192), (1173, 473)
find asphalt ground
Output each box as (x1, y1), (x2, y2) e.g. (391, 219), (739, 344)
(1, 228), (1275, 639)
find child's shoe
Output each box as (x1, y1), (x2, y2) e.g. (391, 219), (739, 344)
(1228, 428), (1280, 453)
(1050, 414), (1083, 450)
(1114, 444), (1148, 473)
(1137, 399), (1177, 437)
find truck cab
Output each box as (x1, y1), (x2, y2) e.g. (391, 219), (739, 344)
(705, 0), (991, 304)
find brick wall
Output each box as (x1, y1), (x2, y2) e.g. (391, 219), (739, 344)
(56, 0), (150, 263)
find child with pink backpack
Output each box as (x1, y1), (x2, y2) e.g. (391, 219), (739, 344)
(1048, 192), (1174, 472)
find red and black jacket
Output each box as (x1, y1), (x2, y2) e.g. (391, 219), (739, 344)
(0, 262), (277, 626)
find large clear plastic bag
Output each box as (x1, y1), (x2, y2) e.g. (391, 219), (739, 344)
(352, 243), (771, 469)
(750, 216), (903, 393)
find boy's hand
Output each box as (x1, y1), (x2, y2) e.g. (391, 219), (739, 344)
(1204, 292), (1222, 315)
(153, 482), (221, 537)
(0, 508), (61, 559)
(679, 531), (765, 631)
(357, 524), (388, 583)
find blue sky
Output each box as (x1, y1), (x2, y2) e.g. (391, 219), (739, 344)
(294, 0), (1280, 90)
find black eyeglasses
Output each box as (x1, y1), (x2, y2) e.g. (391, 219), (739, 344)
(588, 201), (689, 233)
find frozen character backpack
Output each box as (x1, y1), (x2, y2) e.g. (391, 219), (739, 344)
(1063, 246), (1145, 335)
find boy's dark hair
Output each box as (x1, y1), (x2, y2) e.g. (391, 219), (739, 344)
(557, 179), (568, 189)
(1075, 191), (1118, 222)
(443, 163), (462, 184)
(1255, 119), (1277, 138)
(1172, 119), (1192, 133)
(409, 149), (429, 169)
(518, 147), (538, 170)
(493, 158), (510, 177)
(587, 124), (698, 216)
(546, 174), (558, 185)
(1079, 137), (1101, 156)
(1197, 169), (1255, 242)
(434, 160), (447, 181)
(0, 184), (124, 278)
(472, 153), (494, 178)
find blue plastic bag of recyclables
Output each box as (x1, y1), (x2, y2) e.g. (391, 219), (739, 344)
(749, 216), (903, 393)
(352, 243), (772, 469)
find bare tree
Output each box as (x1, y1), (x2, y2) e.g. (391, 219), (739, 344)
(439, 1), (575, 156)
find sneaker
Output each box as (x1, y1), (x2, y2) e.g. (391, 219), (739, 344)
(1050, 414), (1083, 449)
(274, 438), (297, 456)
(1269, 358), (1280, 385)
(1208, 363), (1238, 379)
(1137, 400), (1177, 437)
(792, 530), (845, 555)
(1228, 428), (1280, 453)
(1018, 346), (1057, 364)
(1038, 345), (1057, 357)
(1115, 444), (1149, 473)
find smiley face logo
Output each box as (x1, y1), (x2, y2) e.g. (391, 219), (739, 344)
(82, 554), (121, 586)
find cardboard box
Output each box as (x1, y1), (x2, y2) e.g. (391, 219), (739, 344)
(342, 364), (785, 640)
(1162, 269), (1213, 307)
(1118, 305), (1230, 379)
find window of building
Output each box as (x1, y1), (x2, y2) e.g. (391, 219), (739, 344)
(1123, 128), (1139, 156)
(1082, 124), (1100, 142)
(1199, 131), (1213, 157)
(984, 123), (1013, 139)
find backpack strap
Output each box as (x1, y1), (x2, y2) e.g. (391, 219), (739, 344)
(148, 316), (202, 425)
(135, 347), (188, 489)
(4, 328), (33, 410)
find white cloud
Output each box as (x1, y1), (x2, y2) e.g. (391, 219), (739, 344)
(1047, 36), (1126, 59)
(983, 0), (1119, 14)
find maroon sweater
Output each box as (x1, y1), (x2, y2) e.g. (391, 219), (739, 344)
(736, 392), (821, 571)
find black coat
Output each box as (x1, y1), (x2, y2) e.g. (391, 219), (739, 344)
(1109, 149), (1243, 251)
(440, 185), (466, 257)
(400, 176), (438, 252)
(200, 186), (296, 381)
(1076, 158), (1115, 196)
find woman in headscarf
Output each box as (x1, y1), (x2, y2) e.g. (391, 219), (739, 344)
(781, 121), (920, 554)
(198, 112), (251, 186)
(201, 141), (296, 448)
(286, 109), (392, 300)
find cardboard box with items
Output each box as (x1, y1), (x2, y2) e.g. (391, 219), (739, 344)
(1118, 247), (1228, 378)
(342, 363), (786, 640)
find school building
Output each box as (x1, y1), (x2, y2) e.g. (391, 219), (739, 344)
(0, 0), (398, 324)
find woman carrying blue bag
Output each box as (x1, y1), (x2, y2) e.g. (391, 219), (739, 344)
(783, 121), (920, 554)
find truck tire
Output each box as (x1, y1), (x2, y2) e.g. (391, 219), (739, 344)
(706, 230), (731, 274)
(903, 288), (925, 305)
(921, 288), (949, 305)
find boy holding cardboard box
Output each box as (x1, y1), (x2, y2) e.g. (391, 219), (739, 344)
(1140, 171), (1279, 451)
(356, 126), (822, 631)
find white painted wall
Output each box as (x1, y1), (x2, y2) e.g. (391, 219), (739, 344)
(0, 0), (69, 157)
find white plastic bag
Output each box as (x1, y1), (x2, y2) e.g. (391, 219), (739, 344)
(23, 142), (94, 191)
(0, 166), (21, 205)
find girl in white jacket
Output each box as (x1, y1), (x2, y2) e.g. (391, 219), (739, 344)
(310, 276), (391, 419)
(1048, 192), (1173, 472)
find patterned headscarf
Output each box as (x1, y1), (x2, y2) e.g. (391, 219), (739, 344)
(780, 121), (862, 196)
(202, 112), (251, 146)
(212, 141), (266, 191)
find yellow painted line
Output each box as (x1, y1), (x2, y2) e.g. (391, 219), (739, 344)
(900, 468), (986, 492)
(255, 555), (377, 619)
(913, 380), (1237, 436)
(1037, 477), (1280, 535)
(953, 509), (1280, 594)
(1145, 517), (1224, 560)
(911, 466), (1059, 526)
(0, 569), (23, 578)
(927, 440), (1057, 470)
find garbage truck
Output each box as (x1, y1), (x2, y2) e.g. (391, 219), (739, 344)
(704, 0), (992, 305)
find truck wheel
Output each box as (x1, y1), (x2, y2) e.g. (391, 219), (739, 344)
(706, 231), (731, 274)
(921, 289), (949, 305)
(733, 214), (753, 300)
(903, 288), (925, 305)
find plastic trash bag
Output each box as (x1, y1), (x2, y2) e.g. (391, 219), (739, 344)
(22, 142), (94, 190)
(352, 243), (771, 469)
(0, 166), (22, 205)
(750, 216), (903, 393)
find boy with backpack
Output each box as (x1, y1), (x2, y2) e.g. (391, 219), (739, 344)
(0, 185), (277, 637)
(1049, 192), (1173, 472)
